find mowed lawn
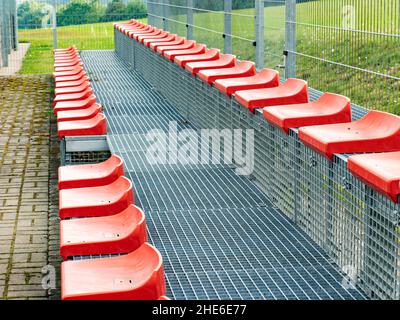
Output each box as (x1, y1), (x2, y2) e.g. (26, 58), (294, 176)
(18, 0), (399, 113)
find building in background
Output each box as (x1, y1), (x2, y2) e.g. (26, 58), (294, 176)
(1, 0), (18, 68)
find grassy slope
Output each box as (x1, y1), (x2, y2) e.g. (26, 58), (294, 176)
(18, 1), (399, 113)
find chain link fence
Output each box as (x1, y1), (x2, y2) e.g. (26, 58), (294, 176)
(0, 0), (18, 68)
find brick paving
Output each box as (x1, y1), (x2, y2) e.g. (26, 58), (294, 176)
(0, 75), (60, 300)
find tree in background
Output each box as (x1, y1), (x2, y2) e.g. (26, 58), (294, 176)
(101, 0), (147, 22)
(57, 0), (105, 27)
(17, 0), (48, 29)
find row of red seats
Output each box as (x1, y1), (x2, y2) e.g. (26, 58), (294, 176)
(53, 47), (107, 138)
(115, 19), (400, 203)
(53, 47), (169, 300)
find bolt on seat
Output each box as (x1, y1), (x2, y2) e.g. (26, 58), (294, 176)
(163, 43), (207, 61)
(60, 205), (147, 260)
(235, 78), (309, 113)
(54, 80), (90, 95)
(214, 68), (280, 96)
(150, 37), (184, 51)
(143, 34), (177, 47)
(59, 176), (133, 220)
(174, 48), (221, 68)
(54, 95), (97, 115)
(298, 110), (400, 160)
(57, 112), (107, 139)
(264, 93), (352, 134)
(156, 40), (196, 55)
(198, 61), (256, 85)
(61, 243), (166, 300)
(185, 54), (237, 75)
(348, 152), (400, 203)
(54, 87), (94, 106)
(58, 154), (124, 190)
(57, 103), (102, 122)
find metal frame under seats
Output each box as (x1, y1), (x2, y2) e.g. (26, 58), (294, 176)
(61, 135), (111, 166)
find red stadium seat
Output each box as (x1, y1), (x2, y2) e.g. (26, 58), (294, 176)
(235, 78), (309, 113)
(58, 154), (124, 190)
(54, 81), (90, 95)
(143, 34), (177, 47)
(54, 87), (93, 106)
(59, 176), (133, 219)
(60, 205), (147, 260)
(263, 93), (352, 133)
(55, 76), (90, 89)
(174, 48), (221, 68)
(61, 243), (166, 300)
(214, 68), (280, 96)
(54, 95), (97, 115)
(137, 31), (169, 43)
(185, 54), (237, 75)
(198, 61), (256, 85)
(57, 112), (107, 138)
(150, 37), (184, 51)
(132, 29), (162, 41)
(163, 44), (207, 61)
(156, 40), (196, 55)
(54, 71), (87, 83)
(298, 111), (400, 160)
(56, 103), (102, 122)
(348, 152), (400, 203)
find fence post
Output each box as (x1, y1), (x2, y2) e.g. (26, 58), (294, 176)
(187, 0), (193, 40)
(52, 0), (58, 50)
(285, 0), (296, 78)
(255, 0), (264, 70)
(12, 0), (18, 51)
(162, 0), (169, 31)
(224, 0), (232, 54)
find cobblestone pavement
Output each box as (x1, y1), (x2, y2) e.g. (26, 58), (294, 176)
(0, 76), (60, 300)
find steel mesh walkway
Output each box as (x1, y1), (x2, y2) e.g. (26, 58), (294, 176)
(80, 50), (367, 300)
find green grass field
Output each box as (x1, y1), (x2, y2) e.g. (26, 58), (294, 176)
(18, 0), (399, 113)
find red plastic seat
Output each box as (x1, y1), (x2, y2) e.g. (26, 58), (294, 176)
(59, 175), (133, 219)
(60, 205), (147, 260)
(163, 44), (207, 61)
(133, 29), (162, 41)
(174, 48), (221, 68)
(54, 57), (80, 66)
(264, 93), (352, 134)
(57, 103), (102, 122)
(55, 76), (90, 89)
(54, 47), (77, 55)
(54, 81), (90, 95)
(214, 68), (280, 96)
(298, 111), (400, 160)
(54, 51), (78, 58)
(235, 78), (309, 113)
(54, 95), (97, 115)
(54, 71), (87, 83)
(143, 34), (176, 47)
(58, 154), (124, 190)
(55, 65), (83, 73)
(54, 87), (93, 106)
(137, 31), (169, 43)
(185, 54), (237, 75)
(156, 40), (195, 55)
(348, 152), (400, 203)
(150, 37), (184, 51)
(54, 67), (83, 78)
(127, 26), (154, 37)
(61, 243), (166, 300)
(198, 61), (256, 85)
(57, 112), (107, 139)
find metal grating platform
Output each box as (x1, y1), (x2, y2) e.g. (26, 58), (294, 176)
(80, 50), (368, 300)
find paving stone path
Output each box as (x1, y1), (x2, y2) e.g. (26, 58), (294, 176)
(0, 75), (60, 300)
